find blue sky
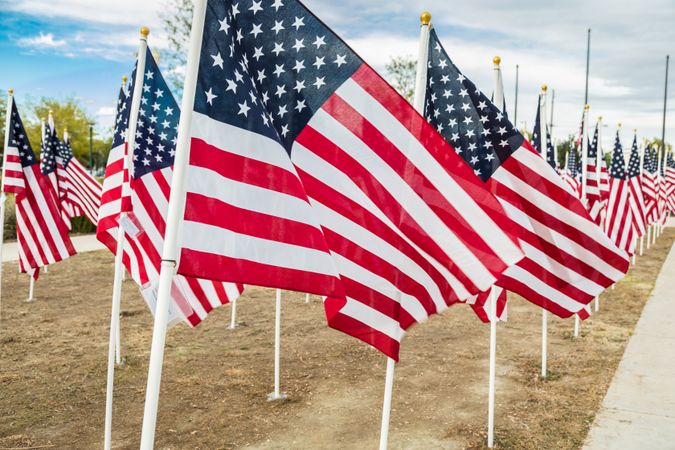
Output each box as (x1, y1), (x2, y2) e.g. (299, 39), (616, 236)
(1, 0), (674, 151)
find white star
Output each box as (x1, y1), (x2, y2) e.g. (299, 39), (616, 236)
(165, 107), (173, 115)
(461, 103), (471, 112)
(483, 141), (493, 149)
(257, 69), (267, 83)
(459, 88), (468, 98)
(470, 155), (479, 164)
(443, 89), (452, 98)
(334, 54), (347, 67)
(272, 42), (285, 56)
(226, 79), (238, 93)
(211, 52), (224, 69)
(218, 17), (230, 33)
(252, 46), (264, 61)
(250, 23), (263, 38)
(313, 77), (326, 89)
(440, 74), (450, 84)
(465, 128), (475, 138)
(231, 2), (240, 17)
(145, 70), (154, 79)
(292, 16), (305, 30)
(313, 35), (326, 48)
(235, 28), (243, 43)
(155, 154), (163, 162)
(278, 105), (288, 118)
(439, 59), (448, 69)
(238, 100), (250, 117)
(497, 126), (507, 135)
(159, 132), (168, 140)
(313, 56), (326, 70)
(486, 153), (496, 161)
(477, 101), (487, 110)
(271, 20), (284, 34)
(445, 104), (455, 114)
(234, 69), (244, 83)
(249, 0), (262, 14)
(293, 59), (305, 73)
(281, 124), (290, 137)
(295, 99), (307, 112)
(152, 102), (160, 111)
(448, 118), (458, 127)
(292, 38), (305, 52)
(149, 115), (158, 123)
(272, 0), (283, 11)
(205, 88), (217, 105)
(275, 84), (287, 98)
(262, 112), (270, 126)
(294, 79), (306, 92)
(142, 84), (150, 93)
(479, 115), (489, 124)
(273, 64), (285, 77)
(457, 74), (466, 82)
(496, 112), (504, 121)
(142, 158), (150, 166)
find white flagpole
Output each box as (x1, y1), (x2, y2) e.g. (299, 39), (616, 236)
(104, 34), (149, 450)
(229, 298), (238, 329)
(575, 104), (589, 338)
(539, 85), (548, 378)
(139, 0), (207, 444)
(305, 293), (310, 303)
(0, 89), (13, 302)
(379, 356), (396, 450)
(595, 115), (603, 311)
(639, 143), (645, 256)
(27, 276), (35, 302)
(486, 55), (504, 449)
(268, 289), (286, 400)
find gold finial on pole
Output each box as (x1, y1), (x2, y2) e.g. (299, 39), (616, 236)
(633, 128), (637, 133)
(140, 26), (150, 38)
(618, 123), (622, 128)
(420, 11), (431, 25)
(541, 84), (548, 92)
(8, 88), (13, 95)
(122, 75), (128, 85)
(48, 109), (53, 116)
(598, 115), (603, 121)
(584, 104), (590, 111)
(493, 56), (501, 66)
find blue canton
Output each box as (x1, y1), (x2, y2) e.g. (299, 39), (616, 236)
(40, 123), (60, 175)
(112, 75), (133, 150)
(132, 47), (179, 178)
(626, 135), (641, 178)
(588, 124), (599, 159)
(609, 132), (627, 180)
(194, 0), (362, 153)
(8, 101), (37, 167)
(566, 143), (578, 177)
(529, 94), (557, 169)
(424, 29), (523, 182)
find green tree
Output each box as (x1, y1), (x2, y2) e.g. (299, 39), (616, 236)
(555, 134), (577, 168)
(384, 56), (417, 103)
(160, 0), (194, 92)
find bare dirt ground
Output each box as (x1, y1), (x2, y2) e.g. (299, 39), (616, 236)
(1, 230), (673, 450)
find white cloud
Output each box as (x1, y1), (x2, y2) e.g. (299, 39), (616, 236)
(17, 32), (67, 49)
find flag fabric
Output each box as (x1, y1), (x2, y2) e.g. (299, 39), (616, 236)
(531, 96), (557, 170)
(423, 29), (629, 318)
(666, 152), (675, 212)
(3, 100), (76, 278)
(657, 150), (668, 224)
(626, 135), (647, 237)
(585, 124), (607, 226)
(53, 132), (103, 225)
(96, 49), (243, 327)
(561, 143), (581, 198)
(40, 120), (72, 228)
(176, 0), (525, 360)
(466, 287), (507, 323)
(642, 145), (659, 225)
(606, 132), (635, 254)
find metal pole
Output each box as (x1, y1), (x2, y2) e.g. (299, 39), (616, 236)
(584, 28), (591, 105)
(661, 55), (669, 154)
(514, 65), (519, 125)
(549, 89), (556, 137)
(89, 124), (93, 170)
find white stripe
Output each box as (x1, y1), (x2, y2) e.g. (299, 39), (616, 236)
(504, 265), (586, 313)
(24, 170), (70, 259)
(308, 106), (495, 290)
(15, 204), (47, 267)
(182, 220), (339, 277)
(336, 78), (523, 265)
(291, 140), (470, 300)
(337, 296), (405, 342)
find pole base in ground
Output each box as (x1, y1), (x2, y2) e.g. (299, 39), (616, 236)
(304, 293), (310, 303)
(267, 392), (287, 402)
(23, 298), (35, 303)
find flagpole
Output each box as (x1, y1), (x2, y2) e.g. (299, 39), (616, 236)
(513, 65), (519, 126)
(0, 89), (13, 302)
(539, 84), (548, 378)
(305, 293), (310, 303)
(575, 104), (589, 338)
(595, 115), (603, 311)
(27, 276), (35, 302)
(639, 143), (645, 256)
(104, 33), (149, 450)
(229, 298), (238, 329)
(659, 54), (669, 234)
(584, 29), (591, 105)
(486, 55), (504, 449)
(268, 289), (286, 401)
(379, 11), (432, 450)
(139, 0), (207, 444)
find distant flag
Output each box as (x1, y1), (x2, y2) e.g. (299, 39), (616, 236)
(585, 123), (606, 226)
(3, 100), (76, 278)
(642, 145), (659, 225)
(172, 0), (526, 360)
(40, 118), (72, 228)
(626, 134), (647, 237)
(561, 143), (581, 197)
(665, 151), (675, 212)
(606, 131), (635, 254)
(423, 29), (629, 318)
(657, 149), (668, 225)
(531, 95), (557, 170)
(96, 49), (242, 327)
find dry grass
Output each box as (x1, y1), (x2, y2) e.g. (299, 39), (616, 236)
(0, 230), (672, 450)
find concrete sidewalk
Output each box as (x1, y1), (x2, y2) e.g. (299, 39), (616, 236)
(1, 234), (105, 262)
(583, 241), (675, 450)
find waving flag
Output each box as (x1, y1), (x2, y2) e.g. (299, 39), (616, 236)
(657, 149), (668, 224)
(96, 49), (242, 327)
(423, 29), (629, 318)
(176, 0), (524, 359)
(606, 132), (635, 254)
(40, 119), (71, 228)
(3, 100), (76, 278)
(585, 124), (606, 225)
(626, 135), (647, 237)
(561, 143), (581, 197)
(666, 152), (675, 212)
(466, 287), (507, 323)
(53, 131), (103, 225)
(642, 146), (658, 224)
(531, 96), (558, 170)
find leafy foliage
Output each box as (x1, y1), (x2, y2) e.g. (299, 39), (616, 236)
(384, 56), (417, 103)
(160, 0), (194, 93)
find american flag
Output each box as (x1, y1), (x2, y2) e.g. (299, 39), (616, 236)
(626, 134), (647, 237)
(466, 287), (507, 323)
(423, 29), (629, 318)
(642, 145), (659, 225)
(606, 131), (636, 254)
(585, 123), (607, 226)
(96, 49), (242, 327)
(40, 119), (72, 229)
(666, 151), (675, 212)
(176, 0), (525, 359)
(2, 99), (76, 278)
(531, 95), (558, 170)
(52, 131), (103, 226)
(657, 149), (669, 224)
(561, 143), (581, 197)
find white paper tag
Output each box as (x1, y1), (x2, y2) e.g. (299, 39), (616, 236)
(141, 282), (182, 329)
(119, 213), (141, 238)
